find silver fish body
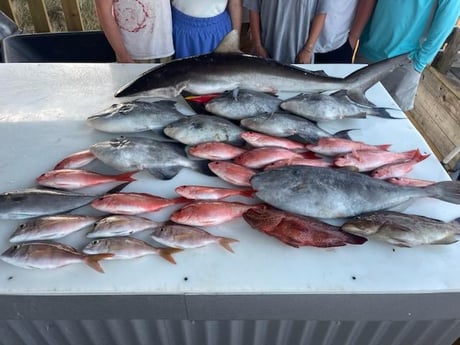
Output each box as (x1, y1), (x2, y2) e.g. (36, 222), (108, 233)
(87, 215), (160, 238)
(114, 50), (410, 106)
(250, 166), (460, 218)
(205, 88), (282, 119)
(89, 136), (210, 179)
(0, 188), (100, 220)
(280, 92), (396, 121)
(341, 211), (460, 247)
(86, 100), (186, 133)
(163, 114), (244, 145)
(10, 214), (100, 242)
(240, 112), (351, 143)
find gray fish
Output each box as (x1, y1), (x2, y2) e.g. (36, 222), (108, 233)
(86, 100), (187, 133)
(82, 237), (182, 264)
(1, 242), (112, 273)
(0, 188), (107, 220)
(10, 214), (100, 242)
(163, 114), (244, 146)
(341, 211), (460, 247)
(87, 215), (161, 238)
(114, 30), (410, 106)
(205, 88), (282, 120)
(150, 223), (239, 252)
(280, 91), (400, 121)
(240, 112), (352, 143)
(89, 136), (211, 179)
(250, 166), (460, 218)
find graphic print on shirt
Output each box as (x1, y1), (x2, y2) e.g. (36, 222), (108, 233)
(114, 0), (155, 33)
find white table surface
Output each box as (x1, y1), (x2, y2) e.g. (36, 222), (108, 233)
(0, 62), (459, 296)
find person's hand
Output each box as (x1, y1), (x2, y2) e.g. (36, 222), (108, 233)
(116, 53), (135, 63)
(296, 47), (313, 64)
(252, 44), (269, 58)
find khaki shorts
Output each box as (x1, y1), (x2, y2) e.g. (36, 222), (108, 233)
(133, 56), (173, 63)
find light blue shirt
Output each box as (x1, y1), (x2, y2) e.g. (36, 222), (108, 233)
(359, 0), (460, 72)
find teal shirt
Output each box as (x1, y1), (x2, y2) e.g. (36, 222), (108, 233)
(359, 0), (460, 72)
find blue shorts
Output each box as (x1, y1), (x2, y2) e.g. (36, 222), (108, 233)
(172, 6), (232, 59)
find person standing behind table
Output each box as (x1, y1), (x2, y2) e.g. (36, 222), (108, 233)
(243, 0), (321, 64)
(171, 0), (243, 58)
(95, 0), (174, 63)
(354, 0), (460, 111)
(307, 0), (361, 64)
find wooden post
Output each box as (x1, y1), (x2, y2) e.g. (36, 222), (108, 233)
(433, 27), (460, 74)
(0, 0), (18, 23)
(27, 0), (51, 32)
(61, 0), (83, 31)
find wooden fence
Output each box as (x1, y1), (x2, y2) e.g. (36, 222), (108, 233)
(0, 0), (84, 32)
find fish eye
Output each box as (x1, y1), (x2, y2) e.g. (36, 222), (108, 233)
(91, 240), (100, 245)
(19, 223), (26, 229)
(12, 245), (20, 250)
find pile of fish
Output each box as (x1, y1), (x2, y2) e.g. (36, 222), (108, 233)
(1, 31), (460, 274)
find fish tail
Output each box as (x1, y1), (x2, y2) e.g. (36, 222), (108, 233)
(158, 248), (183, 264)
(84, 253), (114, 273)
(115, 171), (138, 182)
(371, 107), (404, 119)
(218, 237), (239, 253)
(173, 196), (193, 205)
(424, 181), (460, 204)
(344, 53), (411, 106)
(412, 149), (430, 162)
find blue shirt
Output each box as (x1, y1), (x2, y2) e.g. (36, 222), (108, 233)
(359, 0), (460, 72)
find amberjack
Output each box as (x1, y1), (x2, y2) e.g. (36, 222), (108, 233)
(115, 30), (410, 106)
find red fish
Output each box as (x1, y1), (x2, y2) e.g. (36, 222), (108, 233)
(306, 137), (391, 156)
(170, 200), (264, 226)
(264, 157), (331, 170)
(243, 207), (367, 248)
(175, 185), (255, 200)
(208, 161), (255, 186)
(371, 150), (430, 179)
(187, 142), (247, 160)
(334, 148), (421, 172)
(241, 131), (306, 150)
(233, 147), (313, 169)
(54, 149), (96, 170)
(37, 169), (137, 190)
(91, 192), (189, 215)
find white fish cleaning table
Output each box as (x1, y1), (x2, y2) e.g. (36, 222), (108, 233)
(0, 63), (459, 345)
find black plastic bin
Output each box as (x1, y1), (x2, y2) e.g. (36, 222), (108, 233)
(2, 30), (116, 62)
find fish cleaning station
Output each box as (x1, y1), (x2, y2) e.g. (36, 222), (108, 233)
(0, 5), (459, 345)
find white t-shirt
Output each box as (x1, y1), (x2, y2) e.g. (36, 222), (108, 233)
(314, 0), (358, 53)
(114, 0), (174, 59)
(172, 0), (228, 18)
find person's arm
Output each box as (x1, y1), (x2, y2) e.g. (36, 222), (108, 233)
(248, 9), (269, 58)
(228, 0), (243, 33)
(296, 13), (326, 64)
(348, 0), (376, 49)
(412, 0), (460, 72)
(95, 0), (134, 63)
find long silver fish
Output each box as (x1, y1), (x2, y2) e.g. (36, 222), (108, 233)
(89, 136), (211, 179)
(250, 166), (460, 218)
(86, 100), (187, 133)
(87, 215), (161, 238)
(204, 88), (282, 120)
(114, 30), (410, 106)
(280, 91), (400, 121)
(10, 214), (100, 242)
(240, 112), (352, 143)
(82, 237), (182, 264)
(1, 242), (112, 273)
(163, 114), (244, 145)
(341, 211), (460, 247)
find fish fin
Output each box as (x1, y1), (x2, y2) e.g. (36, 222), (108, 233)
(344, 53), (411, 106)
(218, 237), (239, 253)
(84, 253), (114, 273)
(333, 128), (357, 140)
(346, 112), (367, 119)
(413, 150), (430, 163)
(147, 167), (183, 180)
(115, 171), (138, 182)
(431, 235), (458, 245)
(214, 29), (242, 54)
(158, 248), (183, 264)
(370, 108), (405, 119)
(105, 182), (131, 194)
(376, 144), (392, 151)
